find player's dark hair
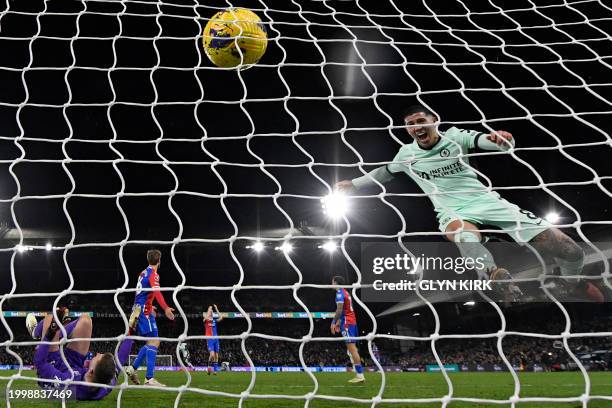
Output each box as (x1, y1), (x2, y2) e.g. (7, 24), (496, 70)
(147, 249), (161, 265)
(402, 104), (436, 119)
(331, 275), (345, 285)
(92, 353), (115, 385)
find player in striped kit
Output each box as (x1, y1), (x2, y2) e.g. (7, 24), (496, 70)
(124, 249), (175, 387)
(336, 105), (603, 302)
(331, 276), (365, 383)
(204, 304), (223, 375)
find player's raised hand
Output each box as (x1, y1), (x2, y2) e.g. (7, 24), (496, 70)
(165, 307), (175, 321)
(487, 130), (513, 146)
(334, 180), (354, 193)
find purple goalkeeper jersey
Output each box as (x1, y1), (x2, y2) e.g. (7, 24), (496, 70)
(34, 339), (133, 401)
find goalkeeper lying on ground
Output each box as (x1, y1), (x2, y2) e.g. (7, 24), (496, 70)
(27, 308), (133, 401)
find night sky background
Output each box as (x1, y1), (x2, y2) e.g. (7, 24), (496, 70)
(0, 0), (610, 337)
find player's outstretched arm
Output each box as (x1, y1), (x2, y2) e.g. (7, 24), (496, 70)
(478, 130), (515, 151)
(214, 304), (223, 322)
(336, 165), (395, 192)
(335, 180), (355, 192)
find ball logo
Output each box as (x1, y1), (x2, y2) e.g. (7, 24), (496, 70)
(440, 148), (450, 157)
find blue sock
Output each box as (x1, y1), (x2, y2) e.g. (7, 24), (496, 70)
(132, 345), (148, 369)
(146, 345), (158, 379)
(213, 361), (218, 372)
(355, 364), (363, 374)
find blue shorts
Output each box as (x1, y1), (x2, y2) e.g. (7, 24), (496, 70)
(207, 339), (220, 353)
(341, 324), (359, 344)
(136, 314), (158, 337)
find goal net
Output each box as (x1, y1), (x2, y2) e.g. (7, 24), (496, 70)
(0, 0), (611, 406)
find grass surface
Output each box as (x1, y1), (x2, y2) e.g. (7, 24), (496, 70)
(1, 370), (611, 407)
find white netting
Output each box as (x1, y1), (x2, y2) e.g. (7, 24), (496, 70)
(0, 0), (611, 406)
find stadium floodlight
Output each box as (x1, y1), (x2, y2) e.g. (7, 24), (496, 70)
(545, 211), (560, 224)
(247, 241), (265, 252)
(321, 192), (348, 219)
(45, 243), (52, 251)
(318, 240), (338, 253)
(16, 244), (33, 253)
(275, 242), (293, 253)
(463, 301), (476, 306)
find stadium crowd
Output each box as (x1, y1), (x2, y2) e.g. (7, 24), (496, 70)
(1, 314), (610, 371)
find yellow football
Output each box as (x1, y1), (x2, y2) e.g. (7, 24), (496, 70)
(203, 8), (268, 68)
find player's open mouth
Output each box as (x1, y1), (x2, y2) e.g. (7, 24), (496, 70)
(415, 131), (429, 142)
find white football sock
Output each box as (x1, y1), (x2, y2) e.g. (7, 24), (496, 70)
(454, 230), (497, 279)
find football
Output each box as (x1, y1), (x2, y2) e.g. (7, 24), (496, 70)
(203, 8), (268, 68)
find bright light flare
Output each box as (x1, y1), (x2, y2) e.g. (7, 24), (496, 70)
(545, 212), (560, 224)
(318, 241), (338, 253)
(275, 242), (293, 253)
(463, 301), (475, 306)
(45, 242), (52, 251)
(321, 193), (348, 219)
(247, 241), (265, 252)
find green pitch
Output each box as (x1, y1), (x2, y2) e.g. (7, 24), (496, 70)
(1, 371), (611, 407)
